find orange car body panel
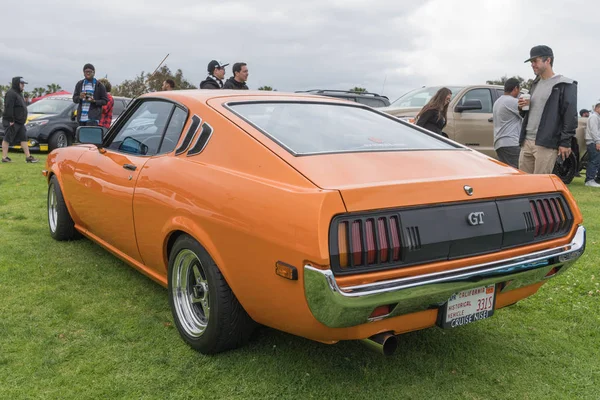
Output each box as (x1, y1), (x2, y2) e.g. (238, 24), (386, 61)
(45, 91), (584, 344)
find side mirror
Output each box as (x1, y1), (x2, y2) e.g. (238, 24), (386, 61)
(76, 126), (105, 145)
(455, 99), (483, 112)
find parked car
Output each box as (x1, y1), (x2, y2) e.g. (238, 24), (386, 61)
(0, 94), (131, 151)
(44, 90), (585, 355)
(295, 89), (391, 108)
(381, 85), (586, 184)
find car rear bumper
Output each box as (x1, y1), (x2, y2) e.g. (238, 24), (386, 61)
(304, 225), (586, 328)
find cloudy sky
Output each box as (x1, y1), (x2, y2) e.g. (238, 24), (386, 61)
(1, 0), (597, 107)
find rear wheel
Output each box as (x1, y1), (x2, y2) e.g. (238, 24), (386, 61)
(553, 153), (578, 184)
(168, 235), (255, 354)
(48, 175), (81, 240)
(48, 130), (70, 151)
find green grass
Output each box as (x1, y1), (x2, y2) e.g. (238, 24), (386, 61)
(1, 154), (599, 399)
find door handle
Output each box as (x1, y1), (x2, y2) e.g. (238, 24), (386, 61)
(123, 164), (137, 171)
(488, 117), (493, 122)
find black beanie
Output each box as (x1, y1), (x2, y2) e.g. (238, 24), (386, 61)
(83, 63), (95, 72)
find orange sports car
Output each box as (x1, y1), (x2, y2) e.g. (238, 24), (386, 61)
(43, 90), (586, 355)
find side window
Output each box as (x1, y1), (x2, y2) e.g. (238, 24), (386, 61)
(113, 100), (125, 116)
(158, 107), (187, 154)
(356, 97), (386, 108)
(107, 101), (174, 156)
(459, 89), (493, 113)
(495, 89), (504, 102)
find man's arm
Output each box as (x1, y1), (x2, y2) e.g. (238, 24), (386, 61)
(4, 92), (15, 122)
(93, 83), (108, 107)
(559, 83), (578, 148)
(73, 81), (82, 104)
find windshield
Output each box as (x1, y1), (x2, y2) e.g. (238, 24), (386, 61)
(390, 86), (464, 108)
(228, 102), (458, 156)
(28, 97), (73, 114)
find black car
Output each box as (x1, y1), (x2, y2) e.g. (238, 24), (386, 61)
(295, 89), (391, 108)
(0, 94), (131, 151)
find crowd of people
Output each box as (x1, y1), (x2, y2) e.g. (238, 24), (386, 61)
(415, 45), (599, 188)
(2, 48), (598, 184)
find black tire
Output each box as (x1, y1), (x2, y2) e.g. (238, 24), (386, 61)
(168, 235), (255, 354)
(553, 152), (578, 184)
(48, 130), (70, 151)
(47, 175), (81, 241)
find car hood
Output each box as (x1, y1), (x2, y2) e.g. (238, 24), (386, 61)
(379, 106), (422, 117)
(287, 150), (560, 212)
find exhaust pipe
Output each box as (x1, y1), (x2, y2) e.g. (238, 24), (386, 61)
(360, 332), (399, 356)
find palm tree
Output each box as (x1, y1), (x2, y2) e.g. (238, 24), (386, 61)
(45, 83), (62, 95)
(349, 87), (367, 93)
(33, 87), (45, 98)
(258, 86), (274, 91)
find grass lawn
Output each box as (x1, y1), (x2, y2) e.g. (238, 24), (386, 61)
(1, 153), (599, 400)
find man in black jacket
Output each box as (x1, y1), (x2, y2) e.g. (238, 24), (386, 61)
(73, 63), (108, 126)
(2, 77), (38, 163)
(518, 45), (577, 174)
(200, 60), (228, 89)
(223, 62), (249, 90)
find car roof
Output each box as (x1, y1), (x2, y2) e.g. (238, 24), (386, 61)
(138, 90), (360, 105)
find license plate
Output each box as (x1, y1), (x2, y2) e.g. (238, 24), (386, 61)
(440, 285), (496, 329)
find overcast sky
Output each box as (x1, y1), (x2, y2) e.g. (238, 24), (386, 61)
(1, 0), (597, 107)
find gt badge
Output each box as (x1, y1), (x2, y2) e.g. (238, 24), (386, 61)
(467, 212), (485, 226)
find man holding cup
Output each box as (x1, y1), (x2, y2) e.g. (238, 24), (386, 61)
(518, 45), (578, 174)
(73, 63), (108, 126)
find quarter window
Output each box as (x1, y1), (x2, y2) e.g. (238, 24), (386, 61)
(158, 107), (187, 154)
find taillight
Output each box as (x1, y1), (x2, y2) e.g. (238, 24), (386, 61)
(333, 215), (402, 270)
(529, 196), (571, 239)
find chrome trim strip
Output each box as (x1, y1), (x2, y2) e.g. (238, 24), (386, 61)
(304, 226), (585, 328)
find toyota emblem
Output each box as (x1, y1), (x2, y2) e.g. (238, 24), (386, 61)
(464, 185), (474, 196)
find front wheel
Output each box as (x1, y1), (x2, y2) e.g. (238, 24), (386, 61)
(553, 152), (578, 184)
(168, 235), (255, 354)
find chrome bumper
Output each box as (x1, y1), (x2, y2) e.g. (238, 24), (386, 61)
(304, 226), (586, 328)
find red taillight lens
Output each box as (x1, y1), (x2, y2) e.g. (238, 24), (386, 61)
(390, 216), (401, 262)
(351, 221), (363, 266)
(365, 219), (376, 264)
(338, 222), (349, 268)
(530, 196), (570, 238)
(377, 218), (389, 263)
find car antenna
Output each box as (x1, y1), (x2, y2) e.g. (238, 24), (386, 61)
(381, 75), (387, 95)
(131, 53), (170, 101)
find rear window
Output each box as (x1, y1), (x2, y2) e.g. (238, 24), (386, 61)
(228, 102), (457, 156)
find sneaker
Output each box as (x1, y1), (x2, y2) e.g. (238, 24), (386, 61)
(1, 157), (12, 163)
(584, 180), (600, 187)
(25, 156), (39, 163)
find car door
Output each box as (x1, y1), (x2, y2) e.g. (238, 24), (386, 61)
(68, 100), (177, 262)
(452, 88), (495, 157)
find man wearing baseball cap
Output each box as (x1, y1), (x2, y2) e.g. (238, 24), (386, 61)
(517, 45), (578, 175)
(200, 60), (229, 89)
(2, 76), (38, 163)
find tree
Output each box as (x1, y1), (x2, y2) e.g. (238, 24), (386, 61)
(112, 72), (148, 98)
(32, 87), (46, 98)
(113, 64), (196, 97)
(45, 83), (62, 95)
(349, 87), (367, 93)
(258, 86), (274, 91)
(486, 75), (534, 91)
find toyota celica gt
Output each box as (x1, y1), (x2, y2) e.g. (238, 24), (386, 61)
(43, 90), (585, 355)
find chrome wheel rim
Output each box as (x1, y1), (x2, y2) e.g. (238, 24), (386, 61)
(56, 133), (67, 148)
(172, 249), (210, 337)
(48, 184), (58, 233)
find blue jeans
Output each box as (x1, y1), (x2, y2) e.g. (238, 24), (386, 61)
(585, 143), (600, 182)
